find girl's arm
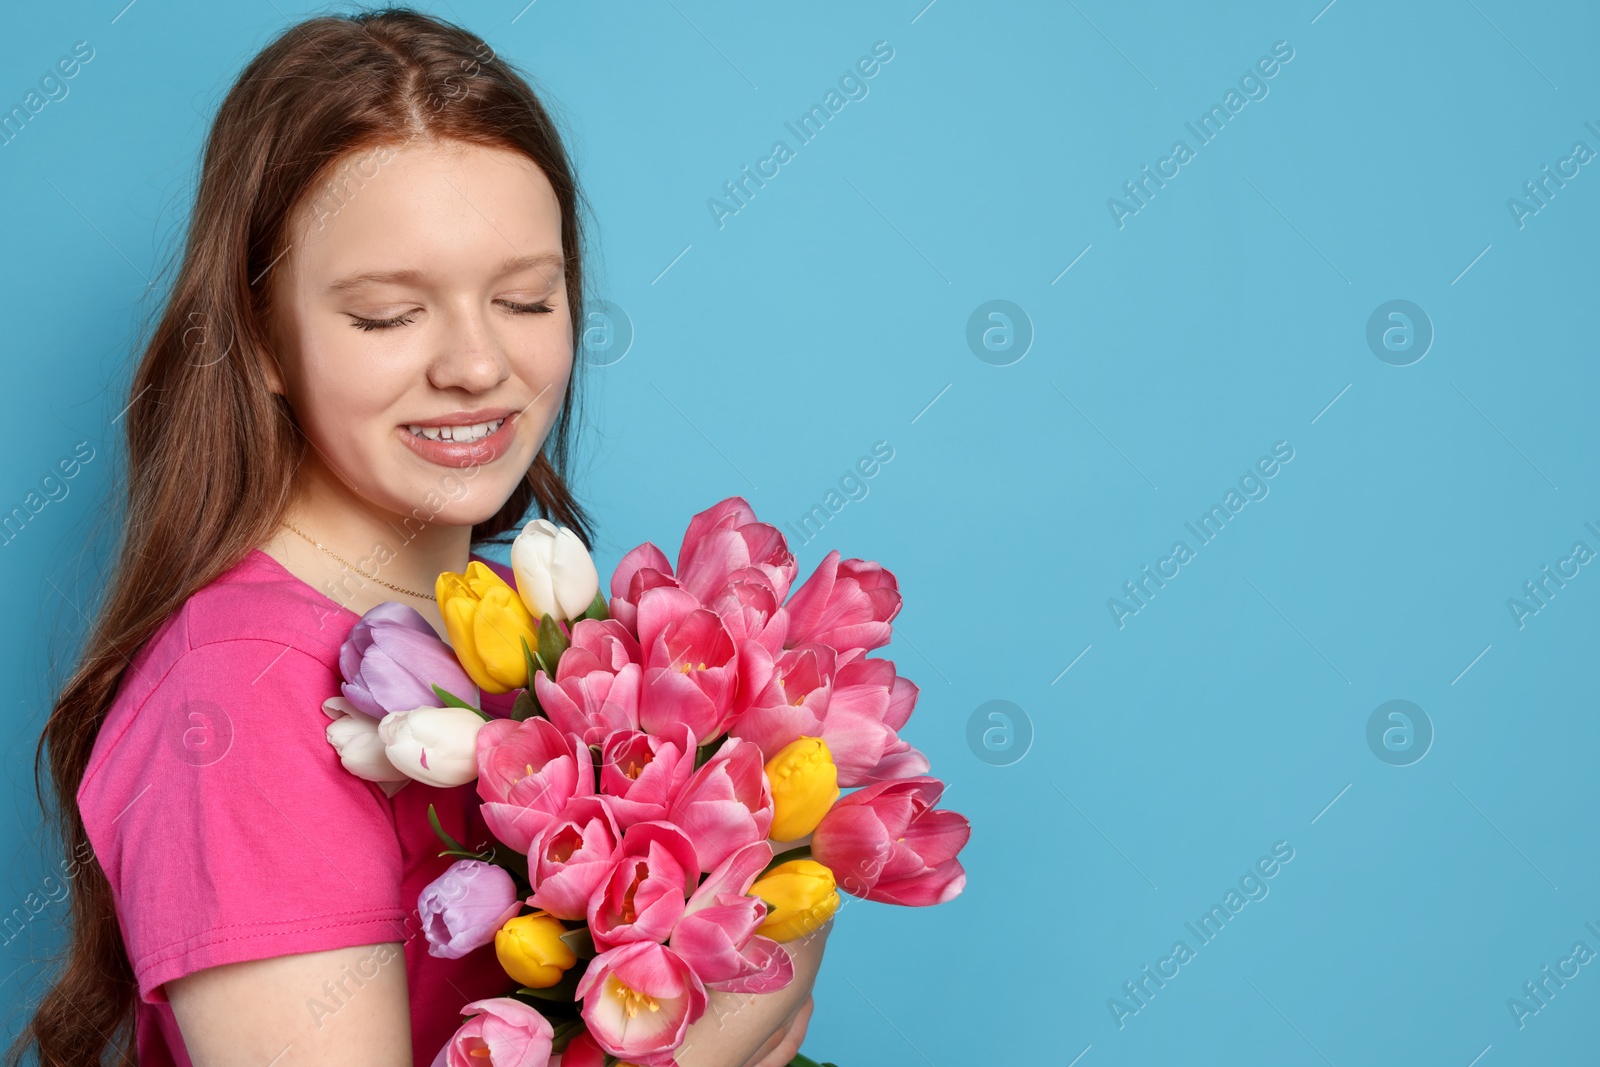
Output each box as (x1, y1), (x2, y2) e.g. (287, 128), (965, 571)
(167, 941), (412, 1067)
(166, 926), (829, 1067)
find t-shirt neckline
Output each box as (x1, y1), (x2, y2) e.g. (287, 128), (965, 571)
(246, 548), (363, 621)
(243, 546), (496, 620)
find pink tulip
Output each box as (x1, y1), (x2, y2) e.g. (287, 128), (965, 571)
(636, 586), (739, 744)
(418, 859), (523, 959)
(825, 655), (929, 785)
(526, 796), (620, 921)
(667, 737), (773, 873)
(811, 776), (969, 906)
(729, 643), (929, 788)
(532, 618), (643, 745)
(670, 841), (793, 993)
(575, 941), (707, 1066)
(475, 717), (594, 854)
(430, 997), (553, 1067)
(588, 821), (700, 949)
(776, 550), (901, 664)
(608, 497), (796, 647)
(597, 723), (697, 827)
(674, 496), (796, 606)
(607, 541), (678, 633)
(701, 567), (788, 651)
(727, 640), (831, 750)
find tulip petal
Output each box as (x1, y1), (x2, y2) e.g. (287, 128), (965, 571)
(683, 841), (773, 919)
(872, 857), (967, 906)
(709, 935), (794, 994)
(551, 525), (601, 620)
(609, 540), (673, 601)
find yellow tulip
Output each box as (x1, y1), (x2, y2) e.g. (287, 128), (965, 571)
(494, 911), (577, 988)
(765, 737), (840, 842)
(436, 561), (539, 694)
(751, 859), (840, 942)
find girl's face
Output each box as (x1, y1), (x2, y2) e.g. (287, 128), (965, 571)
(267, 137), (573, 527)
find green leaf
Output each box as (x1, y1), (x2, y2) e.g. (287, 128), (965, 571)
(537, 612), (571, 673)
(511, 687), (545, 722)
(521, 635), (540, 685)
(558, 926), (597, 959)
(548, 1017), (586, 1053)
(694, 734), (728, 768)
(436, 847), (492, 863)
(427, 804), (467, 852)
(580, 590), (609, 621)
(515, 967), (582, 1002)
(431, 684), (491, 721)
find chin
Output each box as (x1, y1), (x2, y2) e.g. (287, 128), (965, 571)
(381, 474), (525, 530)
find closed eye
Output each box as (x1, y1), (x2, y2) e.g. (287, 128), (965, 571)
(347, 300), (554, 331)
(499, 299), (555, 315)
(349, 311), (417, 331)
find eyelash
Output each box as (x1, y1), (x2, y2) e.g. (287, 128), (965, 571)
(349, 300), (555, 332)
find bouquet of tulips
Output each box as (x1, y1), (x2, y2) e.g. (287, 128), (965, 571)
(321, 497), (970, 1066)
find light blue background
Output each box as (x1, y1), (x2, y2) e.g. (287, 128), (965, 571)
(3, 1), (1598, 1064)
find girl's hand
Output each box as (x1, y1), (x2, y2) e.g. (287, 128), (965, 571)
(739, 995), (813, 1067)
(671, 921), (828, 1067)
(549, 921), (830, 1067)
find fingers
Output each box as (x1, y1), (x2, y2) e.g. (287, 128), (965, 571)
(746, 996), (814, 1067)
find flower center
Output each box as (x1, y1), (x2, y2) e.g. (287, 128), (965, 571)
(546, 827), (581, 865)
(610, 977), (661, 1018)
(620, 861), (648, 924)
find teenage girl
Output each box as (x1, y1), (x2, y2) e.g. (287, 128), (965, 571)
(11, 10), (822, 1067)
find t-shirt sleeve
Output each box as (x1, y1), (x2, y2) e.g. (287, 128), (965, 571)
(79, 638), (410, 1004)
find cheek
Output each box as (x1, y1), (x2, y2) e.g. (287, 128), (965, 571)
(290, 330), (417, 449)
(512, 317), (575, 412)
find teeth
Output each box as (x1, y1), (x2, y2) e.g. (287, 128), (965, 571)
(407, 418), (504, 443)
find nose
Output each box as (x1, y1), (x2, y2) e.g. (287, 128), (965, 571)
(426, 301), (511, 395)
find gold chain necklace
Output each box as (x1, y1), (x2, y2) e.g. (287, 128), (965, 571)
(280, 521), (436, 601)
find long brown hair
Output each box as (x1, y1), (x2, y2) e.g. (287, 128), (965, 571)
(11, 9), (595, 1065)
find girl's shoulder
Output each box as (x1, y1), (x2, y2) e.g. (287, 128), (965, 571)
(127, 547), (357, 694)
(81, 550), (359, 795)
(174, 547), (357, 665)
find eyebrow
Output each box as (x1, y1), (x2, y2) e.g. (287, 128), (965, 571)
(325, 251), (565, 294)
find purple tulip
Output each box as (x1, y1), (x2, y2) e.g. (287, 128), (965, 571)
(419, 859), (523, 959)
(339, 601), (479, 716)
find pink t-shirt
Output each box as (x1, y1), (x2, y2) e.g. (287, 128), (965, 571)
(78, 548), (522, 1067)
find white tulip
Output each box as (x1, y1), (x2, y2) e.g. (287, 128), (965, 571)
(510, 518), (600, 622)
(376, 705), (485, 788)
(322, 697), (410, 797)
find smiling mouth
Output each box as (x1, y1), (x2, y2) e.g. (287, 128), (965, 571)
(405, 418), (506, 443)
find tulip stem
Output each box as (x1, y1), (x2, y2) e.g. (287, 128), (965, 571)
(427, 804), (466, 852)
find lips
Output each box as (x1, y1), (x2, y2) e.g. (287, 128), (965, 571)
(399, 410), (520, 468)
